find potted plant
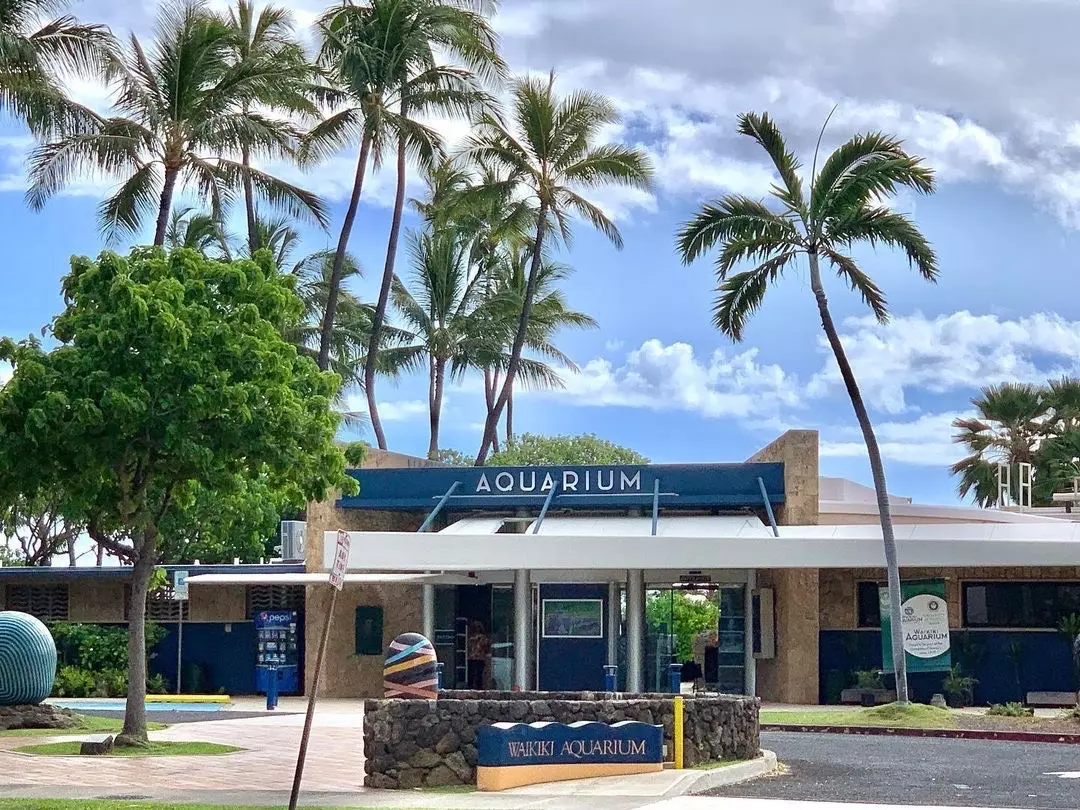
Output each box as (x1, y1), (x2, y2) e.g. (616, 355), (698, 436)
(942, 664), (977, 708)
(855, 670), (885, 706)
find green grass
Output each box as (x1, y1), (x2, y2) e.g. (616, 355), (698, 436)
(0, 715), (166, 738)
(0, 803), (403, 810)
(13, 741), (242, 757)
(760, 703), (956, 729)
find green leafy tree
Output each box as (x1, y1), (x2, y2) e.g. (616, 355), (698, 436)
(0, 246), (353, 745)
(676, 111), (938, 705)
(26, 0), (327, 246)
(487, 433), (648, 467)
(470, 72), (654, 463)
(308, 0), (500, 451)
(646, 591), (719, 661)
(0, 0), (114, 138)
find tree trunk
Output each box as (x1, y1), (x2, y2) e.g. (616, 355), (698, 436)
(118, 536), (158, 746)
(808, 250), (908, 705)
(484, 368), (500, 454)
(242, 143), (258, 255)
(363, 113), (409, 451)
(428, 359), (446, 459)
(474, 207), (549, 464)
(505, 386), (513, 447)
(67, 539), (76, 567)
(153, 167), (180, 247)
(317, 132), (372, 372)
(95, 543), (104, 566)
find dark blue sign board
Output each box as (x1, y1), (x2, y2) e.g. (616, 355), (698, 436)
(477, 720), (663, 767)
(339, 462), (784, 511)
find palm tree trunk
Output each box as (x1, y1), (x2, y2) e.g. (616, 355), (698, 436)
(318, 131), (372, 372)
(475, 207), (548, 464)
(808, 250), (909, 706)
(428, 358), (446, 460)
(505, 386), (513, 447)
(242, 143), (258, 255)
(484, 368), (500, 453)
(118, 536), (157, 746)
(153, 168), (180, 247)
(364, 113), (409, 451)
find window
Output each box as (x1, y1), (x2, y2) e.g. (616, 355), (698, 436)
(963, 581), (1080, 628)
(857, 581), (882, 628)
(246, 585), (305, 619)
(4, 585), (69, 620)
(541, 599), (603, 638)
(124, 585), (189, 621)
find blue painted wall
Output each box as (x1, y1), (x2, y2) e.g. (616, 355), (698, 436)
(149, 621), (306, 696)
(538, 584), (609, 691)
(819, 629), (1076, 705)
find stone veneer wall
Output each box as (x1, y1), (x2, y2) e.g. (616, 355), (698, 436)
(746, 430), (821, 704)
(362, 692), (760, 789)
(304, 448), (444, 698)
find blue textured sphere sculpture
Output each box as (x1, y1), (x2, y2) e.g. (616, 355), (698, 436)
(0, 611), (57, 705)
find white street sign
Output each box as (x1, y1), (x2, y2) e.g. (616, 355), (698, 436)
(329, 530), (349, 591)
(173, 570), (189, 601)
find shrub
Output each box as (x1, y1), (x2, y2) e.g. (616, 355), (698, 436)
(987, 702), (1033, 717)
(854, 670), (885, 690)
(52, 666), (97, 698)
(147, 673), (168, 695)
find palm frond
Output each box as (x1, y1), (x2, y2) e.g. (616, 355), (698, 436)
(713, 251), (798, 341)
(736, 111), (806, 216)
(820, 246), (888, 322)
(828, 205), (938, 281)
(676, 196), (799, 266)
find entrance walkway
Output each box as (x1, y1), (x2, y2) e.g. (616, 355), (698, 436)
(0, 704), (362, 795)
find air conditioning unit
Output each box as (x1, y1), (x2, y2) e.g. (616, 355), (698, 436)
(280, 521), (306, 562)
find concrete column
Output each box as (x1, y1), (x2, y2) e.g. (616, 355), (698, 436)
(625, 569), (645, 693)
(744, 571), (757, 697)
(513, 569), (533, 690)
(421, 583), (435, 641)
(606, 581), (621, 666)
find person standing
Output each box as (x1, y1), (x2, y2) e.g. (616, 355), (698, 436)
(467, 620), (491, 690)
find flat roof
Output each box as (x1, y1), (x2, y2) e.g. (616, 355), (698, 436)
(338, 462), (785, 511)
(0, 563), (305, 583)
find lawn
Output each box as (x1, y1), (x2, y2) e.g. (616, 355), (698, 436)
(760, 703), (956, 729)
(0, 803), (403, 810)
(0, 715), (167, 738)
(13, 741), (242, 757)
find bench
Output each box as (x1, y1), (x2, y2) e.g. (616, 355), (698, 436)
(1027, 691), (1077, 708)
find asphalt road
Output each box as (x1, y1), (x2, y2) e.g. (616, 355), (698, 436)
(711, 731), (1080, 809)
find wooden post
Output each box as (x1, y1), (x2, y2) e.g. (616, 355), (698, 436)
(288, 530), (349, 810)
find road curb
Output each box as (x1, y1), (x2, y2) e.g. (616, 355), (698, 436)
(676, 749), (778, 796)
(763, 724), (1080, 745)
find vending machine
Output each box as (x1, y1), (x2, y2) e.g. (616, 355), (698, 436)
(254, 610), (299, 694)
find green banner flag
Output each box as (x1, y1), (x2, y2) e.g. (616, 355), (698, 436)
(880, 579), (951, 674)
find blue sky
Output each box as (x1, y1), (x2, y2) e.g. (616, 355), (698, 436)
(7, 0), (1080, 507)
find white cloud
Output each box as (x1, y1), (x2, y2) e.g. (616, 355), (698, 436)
(344, 396), (429, 422)
(524, 338), (802, 419)
(809, 311), (1080, 413)
(820, 410), (972, 466)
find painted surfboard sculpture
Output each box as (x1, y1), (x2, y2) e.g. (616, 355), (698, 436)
(0, 611), (58, 706)
(383, 632), (437, 699)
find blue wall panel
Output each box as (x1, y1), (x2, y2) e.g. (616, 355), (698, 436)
(819, 629), (1076, 705)
(150, 622), (262, 696)
(538, 584), (608, 691)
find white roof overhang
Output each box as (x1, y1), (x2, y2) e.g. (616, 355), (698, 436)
(185, 572), (479, 586)
(325, 518), (1080, 571)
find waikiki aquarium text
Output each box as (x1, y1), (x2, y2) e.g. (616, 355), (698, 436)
(506, 739), (647, 759)
(474, 469), (643, 496)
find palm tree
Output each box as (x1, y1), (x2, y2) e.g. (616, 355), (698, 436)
(386, 229), (492, 457)
(470, 71), (654, 463)
(308, 0), (501, 451)
(952, 383), (1050, 507)
(246, 212), (302, 268)
(0, 0), (114, 138)
(164, 206), (231, 257)
(485, 242), (596, 444)
(26, 0), (327, 246)
(676, 111), (937, 705)
(223, 0), (324, 254)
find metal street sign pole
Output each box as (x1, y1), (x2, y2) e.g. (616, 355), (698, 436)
(288, 530), (349, 810)
(172, 570), (189, 695)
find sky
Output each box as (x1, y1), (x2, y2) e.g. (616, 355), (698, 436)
(6, 0), (1080, 508)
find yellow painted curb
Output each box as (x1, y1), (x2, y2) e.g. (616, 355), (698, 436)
(145, 695), (231, 704)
